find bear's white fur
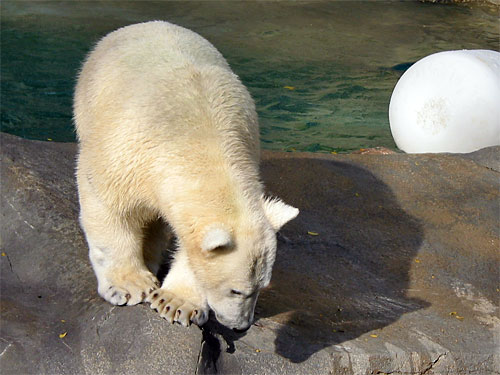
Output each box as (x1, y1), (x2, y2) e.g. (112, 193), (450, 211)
(74, 21), (298, 330)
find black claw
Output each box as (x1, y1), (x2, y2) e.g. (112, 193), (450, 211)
(159, 299), (165, 304)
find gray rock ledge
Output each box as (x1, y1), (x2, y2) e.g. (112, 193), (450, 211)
(1, 133), (498, 375)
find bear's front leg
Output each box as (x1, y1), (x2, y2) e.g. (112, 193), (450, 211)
(147, 249), (208, 327)
(84, 218), (161, 306)
(78, 174), (160, 306)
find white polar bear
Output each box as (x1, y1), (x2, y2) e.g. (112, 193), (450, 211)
(74, 21), (298, 330)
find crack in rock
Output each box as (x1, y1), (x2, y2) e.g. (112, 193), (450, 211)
(421, 352), (447, 375)
(2, 251), (24, 291)
(0, 342), (13, 358)
(95, 306), (117, 339)
(369, 352), (451, 375)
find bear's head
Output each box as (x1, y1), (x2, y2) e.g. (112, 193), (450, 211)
(191, 197), (298, 331)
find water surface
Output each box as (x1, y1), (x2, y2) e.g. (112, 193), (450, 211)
(1, 1), (498, 152)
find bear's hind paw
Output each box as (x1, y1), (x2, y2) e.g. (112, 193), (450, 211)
(147, 289), (208, 327)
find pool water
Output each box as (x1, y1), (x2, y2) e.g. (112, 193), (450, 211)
(1, 1), (499, 153)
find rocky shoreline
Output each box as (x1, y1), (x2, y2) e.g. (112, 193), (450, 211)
(1, 133), (498, 374)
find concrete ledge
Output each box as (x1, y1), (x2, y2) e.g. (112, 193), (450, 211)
(1, 133), (498, 374)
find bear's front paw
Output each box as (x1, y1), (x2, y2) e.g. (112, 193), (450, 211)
(147, 289), (208, 327)
(99, 270), (160, 306)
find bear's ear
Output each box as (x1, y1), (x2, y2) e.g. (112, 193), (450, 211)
(201, 227), (233, 252)
(262, 196), (299, 232)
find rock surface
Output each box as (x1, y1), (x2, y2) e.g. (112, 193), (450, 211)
(1, 133), (498, 374)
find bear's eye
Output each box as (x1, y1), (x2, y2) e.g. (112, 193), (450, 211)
(230, 289), (243, 296)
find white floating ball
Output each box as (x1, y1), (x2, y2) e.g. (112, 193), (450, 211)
(389, 50), (500, 153)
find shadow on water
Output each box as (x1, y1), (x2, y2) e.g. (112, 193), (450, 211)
(253, 156), (429, 363)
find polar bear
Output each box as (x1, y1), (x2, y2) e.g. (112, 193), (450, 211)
(74, 21), (298, 330)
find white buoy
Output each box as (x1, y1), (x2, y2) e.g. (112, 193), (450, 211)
(389, 50), (500, 153)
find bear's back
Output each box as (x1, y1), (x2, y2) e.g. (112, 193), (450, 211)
(75, 21), (258, 150)
(92, 21), (230, 72)
(74, 21), (261, 210)
(75, 21), (234, 135)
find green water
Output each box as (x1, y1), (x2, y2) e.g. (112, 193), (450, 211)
(1, 1), (499, 152)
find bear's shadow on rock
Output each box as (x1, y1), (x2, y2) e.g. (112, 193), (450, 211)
(146, 155), (428, 365)
(255, 156), (428, 363)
